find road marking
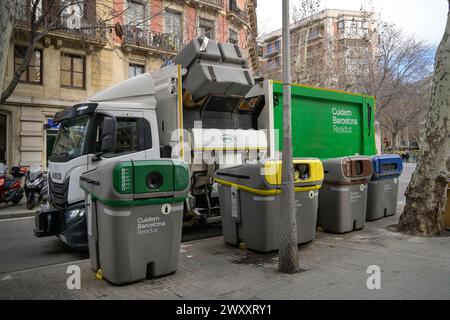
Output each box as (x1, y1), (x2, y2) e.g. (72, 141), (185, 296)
(0, 216), (34, 222)
(5, 259), (90, 276)
(0, 275), (13, 281)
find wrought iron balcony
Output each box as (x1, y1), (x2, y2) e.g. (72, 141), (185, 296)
(195, 0), (224, 10)
(13, 3), (107, 44)
(227, 0), (248, 25)
(123, 26), (186, 54)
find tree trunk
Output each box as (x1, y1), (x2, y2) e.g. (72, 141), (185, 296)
(392, 131), (398, 149)
(0, 1), (14, 92)
(398, 0), (450, 236)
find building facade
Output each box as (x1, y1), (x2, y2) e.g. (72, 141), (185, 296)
(0, 0), (258, 169)
(257, 9), (376, 90)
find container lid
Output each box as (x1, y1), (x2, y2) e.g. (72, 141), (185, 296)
(371, 154), (403, 176)
(214, 159), (323, 195)
(80, 159), (189, 207)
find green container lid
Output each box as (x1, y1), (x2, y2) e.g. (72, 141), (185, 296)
(113, 159), (189, 195)
(173, 159), (189, 192)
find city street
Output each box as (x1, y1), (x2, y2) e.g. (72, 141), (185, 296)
(0, 0), (448, 306)
(0, 163), (417, 281)
(0, 159), (448, 299)
(0, 210), (223, 275)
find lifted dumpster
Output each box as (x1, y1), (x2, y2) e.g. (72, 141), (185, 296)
(271, 81), (377, 159)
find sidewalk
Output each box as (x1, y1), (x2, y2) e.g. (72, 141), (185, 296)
(1, 209), (449, 300)
(0, 201), (36, 220)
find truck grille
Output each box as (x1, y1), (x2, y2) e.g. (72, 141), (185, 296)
(49, 178), (69, 210)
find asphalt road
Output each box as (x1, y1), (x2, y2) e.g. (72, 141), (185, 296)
(0, 216), (223, 274)
(0, 163), (416, 275)
(0, 217), (88, 274)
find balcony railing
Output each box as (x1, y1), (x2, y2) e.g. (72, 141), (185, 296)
(228, 0), (248, 24)
(264, 44), (281, 58)
(307, 31), (324, 42)
(196, 0), (224, 10)
(123, 26), (186, 53)
(13, 3), (106, 44)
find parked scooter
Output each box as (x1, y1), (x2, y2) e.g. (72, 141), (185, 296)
(0, 163), (26, 207)
(24, 166), (48, 210)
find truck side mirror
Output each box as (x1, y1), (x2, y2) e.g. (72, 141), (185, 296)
(101, 117), (116, 153)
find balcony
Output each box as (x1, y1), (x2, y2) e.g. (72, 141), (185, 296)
(266, 60), (281, 70)
(122, 26), (187, 55)
(13, 4), (107, 46)
(307, 30), (324, 42)
(227, 0), (248, 26)
(264, 47), (280, 58)
(194, 0), (224, 11)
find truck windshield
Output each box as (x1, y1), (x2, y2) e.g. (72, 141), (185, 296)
(51, 115), (90, 161)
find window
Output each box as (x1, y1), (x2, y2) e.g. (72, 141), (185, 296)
(61, 54), (85, 89)
(199, 19), (215, 39)
(52, 115), (90, 159)
(14, 0), (28, 21)
(338, 20), (345, 33)
(267, 40), (280, 55)
(165, 10), (181, 38)
(61, 1), (84, 29)
(129, 64), (145, 78)
(95, 117), (152, 156)
(14, 0), (42, 22)
(115, 118), (139, 154)
(268, 56), (280, 69)
(308, 25), (323, 41)
(274, 40), (281, 51)
(125, 0), (145, 27)
(14, 46), (42, 84)
(229, 29), (238, 44)
(338, 19), (368, 37)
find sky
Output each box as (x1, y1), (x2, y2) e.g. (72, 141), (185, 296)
(257, 0), (448, 46)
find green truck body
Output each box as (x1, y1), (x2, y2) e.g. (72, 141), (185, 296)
(271, 81), (377, 159)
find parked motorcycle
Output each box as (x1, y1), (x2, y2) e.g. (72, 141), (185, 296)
(0, 163), (26, 207)
(24, 166), (48, 210)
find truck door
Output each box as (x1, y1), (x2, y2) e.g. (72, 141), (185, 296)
(87, 112), (152, 170)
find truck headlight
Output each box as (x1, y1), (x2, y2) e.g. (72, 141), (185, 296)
(66, 207), (85, 223)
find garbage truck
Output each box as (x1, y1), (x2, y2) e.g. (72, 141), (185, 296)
(34, 37), (275, 248)
(34, 37), (376, 249)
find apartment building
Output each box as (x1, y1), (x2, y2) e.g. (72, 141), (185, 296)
(257, 9), (376, 89)
(0, 0), (258, 169)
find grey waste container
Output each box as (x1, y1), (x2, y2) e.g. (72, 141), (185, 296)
(80, 159), (189, 285)
(214, 159), (323, 252)
(318, 156), (372, 233)
(366, 154), (403, 221)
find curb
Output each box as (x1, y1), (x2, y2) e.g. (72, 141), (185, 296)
(0, 211), (36, 220)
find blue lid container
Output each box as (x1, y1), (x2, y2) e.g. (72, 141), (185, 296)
(371, 154), (403, 180)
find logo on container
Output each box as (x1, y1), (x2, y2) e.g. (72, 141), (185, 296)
(221, 134), (236, 144)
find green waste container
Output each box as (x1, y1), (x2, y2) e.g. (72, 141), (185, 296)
(80, 159), (189, 285)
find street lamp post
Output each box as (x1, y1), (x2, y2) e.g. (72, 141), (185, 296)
(278, 0), (299, 274)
